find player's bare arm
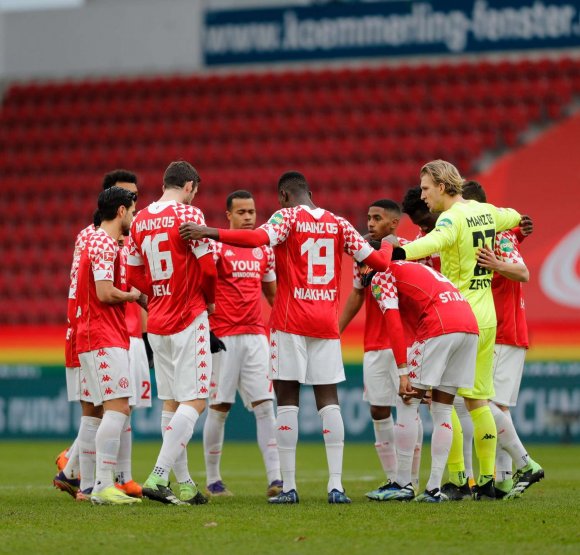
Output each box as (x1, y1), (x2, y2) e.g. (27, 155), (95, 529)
(179, 222), (216, 240)
(476, 246), (530, 282)
(95, 281), (141, 304)
(261, 281), (276, 306)
(339, 288), (364, 334)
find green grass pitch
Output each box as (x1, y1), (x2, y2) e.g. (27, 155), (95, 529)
(0, 441), (578, 554)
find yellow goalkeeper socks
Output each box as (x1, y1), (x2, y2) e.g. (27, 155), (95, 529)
(447, 407), (466, 487)
(471, 404), (497, 485)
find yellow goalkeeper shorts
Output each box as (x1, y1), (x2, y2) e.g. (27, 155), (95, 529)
(458, 326), (496, 400)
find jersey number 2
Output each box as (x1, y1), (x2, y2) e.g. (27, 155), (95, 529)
(301, 238), (334, 285)
(141, 233), (174, 280)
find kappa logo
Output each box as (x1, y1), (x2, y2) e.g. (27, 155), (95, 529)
(198, 335), (206, 343)
(322, 429), (331, 434)
(482, 433), (496, 440)
(198, 323), (206, 331)
(441, 422), (452, 430)
(198, 348), (207, 356)
(413, 349), (421, 357)
(99, 362), (110, 370)
(271, 341), (277, 348)
(104, 387), (114, 395)
(104, 272), (113, 280)
(97, 349), (107, 357)
(101, 374), (112, 383)
(410, 360), (418, 367)
(83, 389), (90, 397)
(200, 373), (208, 381)
(118, 377), (129, 389)
(225, 249), (235, 257)
(408, 371), (417, 379)
(271, 353), (277, 360)
(199, 361), (208, 369)
(210, 381), (217, 388)
(278, 425), (292, 431)
(81, 377), (86, 384)
(166, 426), (173, 431)
(199, 386), (208, 394)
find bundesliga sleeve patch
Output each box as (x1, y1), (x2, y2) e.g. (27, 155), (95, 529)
(268, 212), (284, 225)
(436, 217), (453, 228)
(371, 283), (382, 301)
(499, 236), (514, 253)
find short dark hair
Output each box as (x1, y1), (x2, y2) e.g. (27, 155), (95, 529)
(97, 186), (136, 222)
(369, 199), (401, 214)
(102, 169), (137, 190)
(163, 161), (200, 189)
(226, 190), (253, 211)
(278, 171), (309, 195)
(462, 180), (487, 203)
(401, 187), (428, 216)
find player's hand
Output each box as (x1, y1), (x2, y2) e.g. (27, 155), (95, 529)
(383, 234), (401, 247)
(127, 287), (141, 302)
(399, 375), (416, 404)
(421, 390), (432, 407)
(179, 222), (208, 241)
(476, 245), (500, 271)
(360, 269), (377, 288)
(207, 303), (215, 315)
(520, 215), (534, 236)
(210, 331), (226, 354)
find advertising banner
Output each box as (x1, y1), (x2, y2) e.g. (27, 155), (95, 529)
(204, 0), (580, 65)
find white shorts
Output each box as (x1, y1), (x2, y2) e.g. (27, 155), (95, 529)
(407, 333), (478, 391)
(129, 336), (152, 409)
(363, 349), (399, 407)
(78, 347), (131, 407)
(268, 329), (345, 385)
(65, 366), (81, 402)
(148, 313), (211, 402)
(492, 344), (526, 407)
(210, 334), (273, 409)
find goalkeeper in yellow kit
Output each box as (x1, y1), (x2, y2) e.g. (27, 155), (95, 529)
(391, 160), (525, 500)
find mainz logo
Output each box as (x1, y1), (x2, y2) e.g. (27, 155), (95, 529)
(252, 247), (263, 260)
(118, 377), (129, 389)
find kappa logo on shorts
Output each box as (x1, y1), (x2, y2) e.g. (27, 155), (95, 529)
(200, 373), (207, 381)
(210, 381), (216, 388)
(104, 387), (114, 395)
(278, 425), (292, 431)
(198, 335), (206, 343)
(198, 348), (207, 356)
(413, 349), (421, 357)
(271, 353), (277, 360)
(408, 371), (417, 379)
(410, 359), (418, 367)
(81, 377), (86, 384)
(199, 386), (208, 394)
(99, 362), (110, 370)
(270, 340), (277, 348)
(83, 389), (90, 397)
(97, 349), (107, 357)
(322, 429), (331, 434)
(199, 361), (208, 369)
(118, 377), (129, 389)
(198, 323), (206, 331)
(101, 374), (112, 383)
(441, 422), (452, 430)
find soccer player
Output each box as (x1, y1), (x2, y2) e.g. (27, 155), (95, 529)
(179, 171), (393, 504)
(369, 258), (479, 502)
(392, 160), (523, 499)
(54, 170), (139, 500)
(462, 180), (544, 499)
(339, 200), (423, 498)
(75, 186), (142, 505)
(203, 190), (282, 498)
(128, 161), (217, 506)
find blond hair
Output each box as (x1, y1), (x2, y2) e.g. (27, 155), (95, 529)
(420, 160), (463, 196)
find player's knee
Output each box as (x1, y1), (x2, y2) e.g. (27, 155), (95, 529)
(370, 405), (391, 420)
(211, 402), (232, 413)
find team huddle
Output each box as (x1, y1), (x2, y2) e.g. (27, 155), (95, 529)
(53, 159), (544, 505)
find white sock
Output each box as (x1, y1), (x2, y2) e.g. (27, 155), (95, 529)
(203, 408), (228, 485)
(372, 416), (397, 481)
(454, 396), (474, 479)
(490, 403), (530, 470)
(276, 406), (299, 493)
(63, 438), (80, 479)
(412, 413), (423, 490)
(496, 446), (513, 483)
(79, 416), (101, 492)
(426, 402), (454, 492)
(94, 410), (126, 493)
(114, 415), (132, 484)
(153, 405), (199, 482)
(254, 401), (281, 484)
(319, 404), (345, 493)
(161, 411), (193, 484)
(395, 398), (420, 487)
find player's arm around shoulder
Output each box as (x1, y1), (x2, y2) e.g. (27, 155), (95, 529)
(489, 203), (522, 234)
(478, 231), (529, 282)
(339, 261), (365, 334)
(400, 209), (459, 261)
(261, 245), (276, 306)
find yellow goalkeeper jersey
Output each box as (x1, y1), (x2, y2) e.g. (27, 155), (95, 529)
(402, 200), (520, 330)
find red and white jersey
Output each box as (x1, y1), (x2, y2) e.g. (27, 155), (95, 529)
(353, 262), (391, 352)
(121, 245), (143, 338)
(128, 200), (212, 336)
(371, 261), (479, 342)
(210, 242), (275, 337)
(492, 230), (529, 348)
(68, 224), (96, 302)
(75, 228), (130, 354)
(259, 205), (373, 339)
